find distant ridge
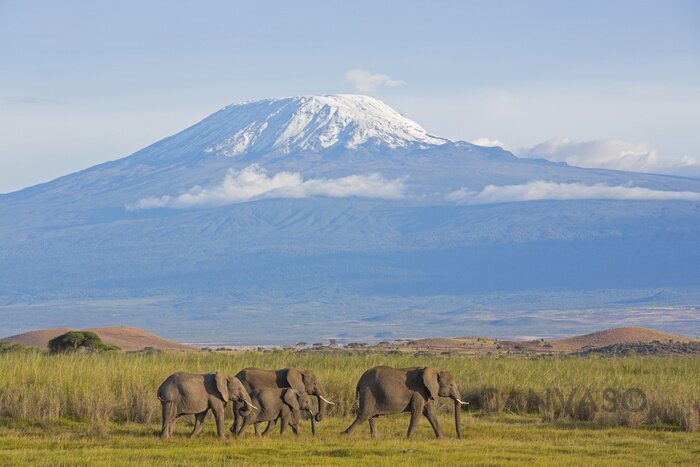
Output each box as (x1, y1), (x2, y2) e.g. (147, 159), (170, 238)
(373, 326), (698, 356)
(0, 326), (194, 351)
(549, 326), (697, 351)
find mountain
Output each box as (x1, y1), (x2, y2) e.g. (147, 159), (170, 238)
(1, 94), (699, 344)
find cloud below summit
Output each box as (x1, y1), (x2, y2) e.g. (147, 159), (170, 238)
(129, 165), (405, 209)
(518, 138), (700, 176)
(448, 180), (700, 204)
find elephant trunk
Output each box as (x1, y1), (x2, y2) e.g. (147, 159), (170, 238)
(237, 393), (255, 417)
(454, 398), (462, 439)
(236, 403), (250, 418)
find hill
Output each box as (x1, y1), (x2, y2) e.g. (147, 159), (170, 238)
(548, 326), (697, 352)
(0, 326), (193, 352)
(373, 327), (699, 356)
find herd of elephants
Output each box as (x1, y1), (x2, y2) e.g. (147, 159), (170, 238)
(157, 366), (469, 439)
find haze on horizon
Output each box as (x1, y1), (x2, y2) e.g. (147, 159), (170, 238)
(1, 0), (699, 194)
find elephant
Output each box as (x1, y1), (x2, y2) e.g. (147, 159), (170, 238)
(233, 367), (334, 436)
(235, 388), (314, 437)
(342, 366), (468, 439)
(157, 371), (256, 439)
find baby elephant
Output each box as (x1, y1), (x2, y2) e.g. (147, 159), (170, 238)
(158, 371), (256, 439)
(235, 388), (314, 437)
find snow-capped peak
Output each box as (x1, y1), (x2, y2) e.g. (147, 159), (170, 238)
(202, 94), (449, 157)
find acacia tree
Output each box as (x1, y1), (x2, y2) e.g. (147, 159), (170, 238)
(48, 331), (120, 353)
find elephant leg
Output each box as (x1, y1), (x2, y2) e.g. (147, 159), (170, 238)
(280, 417), (289, 435)
(423, 403), (442, 439)
(343, 412), (370, 436)
(291, 420), (299, 436)
(161, 401), (177, 438)
(231, 408), (239, 437)
(238, 416), (252, 437)
(212, 406), (226, 439)
(160, 403), (169, 438)
(368, 416), (379, 439)
(171, 414), (183, 438)
(406, 396), (425, 439)
(190, 411), (207, 438)
(261, 420), (276, 436)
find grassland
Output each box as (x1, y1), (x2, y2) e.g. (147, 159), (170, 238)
(0, 350), (698, 464)
(1, 416), (699, 466)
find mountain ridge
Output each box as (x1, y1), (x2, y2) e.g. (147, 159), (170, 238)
(0, 95), (699, 342)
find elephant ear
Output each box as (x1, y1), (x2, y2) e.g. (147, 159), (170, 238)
(286, 368), (305, 392)
(421, 367), (440, 400)
(214, 372), (229, 401)
(283, 388), (301, 413)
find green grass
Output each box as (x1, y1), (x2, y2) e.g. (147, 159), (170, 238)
(0, 416), (698, 466)
(0, 350), (698, 464)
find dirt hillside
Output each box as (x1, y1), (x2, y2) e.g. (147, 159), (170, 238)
(1, 326), (194, 351)
(548, 326), (697, 352)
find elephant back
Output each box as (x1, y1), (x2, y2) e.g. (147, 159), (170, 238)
(236, 368), (279, 393)
(158, 372), (191, 402)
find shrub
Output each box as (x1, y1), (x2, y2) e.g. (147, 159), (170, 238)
(0, 342), (32, 353)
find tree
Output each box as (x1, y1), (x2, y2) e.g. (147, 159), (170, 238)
(48, 331), (120, 354)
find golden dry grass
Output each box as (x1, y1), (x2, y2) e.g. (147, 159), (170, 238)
(0, 350), (698, 464)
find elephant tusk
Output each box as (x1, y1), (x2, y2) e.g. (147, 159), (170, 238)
(456, 398), (469, 405)
(243, 399), (258, 410)
(308, 409), (315, 416)
(319, 395), (335, 405)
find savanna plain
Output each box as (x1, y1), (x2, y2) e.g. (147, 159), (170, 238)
(0, 350), (698, 465)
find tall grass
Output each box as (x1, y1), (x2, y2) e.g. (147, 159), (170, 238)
(0, 351), (698, 431)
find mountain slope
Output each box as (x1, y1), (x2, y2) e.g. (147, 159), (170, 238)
(0, 95), (699, 343)
(1, 326), (194, 351)
(549, 327), (698, 351)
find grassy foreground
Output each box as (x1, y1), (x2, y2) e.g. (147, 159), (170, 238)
(0, 415), (698, 466)
(0, 350), (698, 464)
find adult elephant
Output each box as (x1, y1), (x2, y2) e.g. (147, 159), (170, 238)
(157, 371), (256, 439)
(234, 367), (334, 435)
(342, 366), (468, 439)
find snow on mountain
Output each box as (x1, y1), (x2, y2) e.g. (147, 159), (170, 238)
(199, 94), (449, 157)
(1, 95), (700, 343)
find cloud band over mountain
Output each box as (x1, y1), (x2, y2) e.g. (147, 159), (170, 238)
(518, 139), (700, 177)
(448, 180), (700, 204)
(129, 164), (405, 209)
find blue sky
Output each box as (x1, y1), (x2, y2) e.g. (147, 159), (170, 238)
(1, 0), (699, 193)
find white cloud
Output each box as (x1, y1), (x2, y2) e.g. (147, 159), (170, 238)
(345, 69), (406, 93)
(448, 180), (700, 205)
(518, 138), (700, 176)
(128, 165), (405, 209)
(471, 137), (507, 148)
